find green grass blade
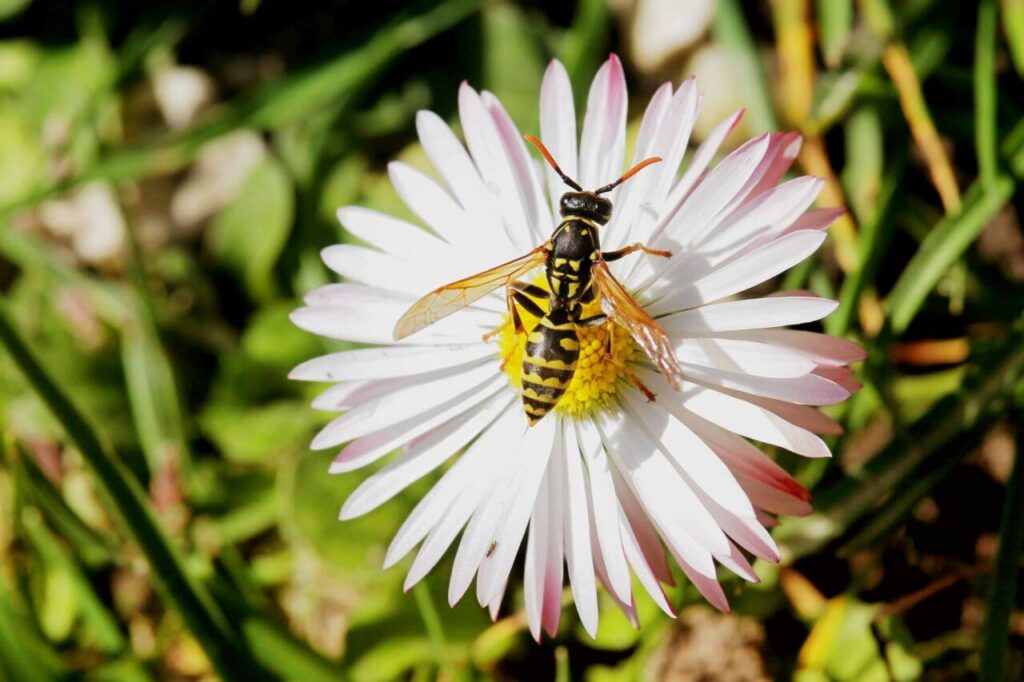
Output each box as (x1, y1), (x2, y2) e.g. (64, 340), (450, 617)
(885, 174), (1015, 334)
(979, 420), (1024, 681)
(777, 329), (1024, 560)
(975, 0), (999, 189)
(20, 506), (126, 653)
(0, 0), (484, 214)
(1002, 0), (1024, 75)
(713, 0), (780, 133)
(121, 216), (191, 477)
(0, 304), (265, 681)
(559, 0), (611, 96)
(816, 0), (853, 68)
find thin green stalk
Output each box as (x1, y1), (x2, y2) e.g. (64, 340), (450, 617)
(555, 646), (571, 682)
(886, 174), (1015, 334)
(0, 303), (265, 681)
(1004, 0), (1024, 75)
(975, 0), (998, 189)
(979, 419), (1024, 681)
(412, 582), (456, 680)
(713, 0), (780, 133)
(817, 0), (853, 68)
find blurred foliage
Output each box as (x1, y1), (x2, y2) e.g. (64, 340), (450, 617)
(0, 0), (1023, 679)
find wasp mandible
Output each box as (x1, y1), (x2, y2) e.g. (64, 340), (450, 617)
(394, 135), (685, 425)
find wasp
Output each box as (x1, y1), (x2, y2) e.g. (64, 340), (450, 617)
(394, 135), (685, 425)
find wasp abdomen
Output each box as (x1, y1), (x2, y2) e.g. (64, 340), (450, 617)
(521, 312), (580, 425)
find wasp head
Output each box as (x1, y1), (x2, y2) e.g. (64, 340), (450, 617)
(559, 191), (612, 224)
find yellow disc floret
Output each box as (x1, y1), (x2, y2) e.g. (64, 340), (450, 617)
(497, 278), (636, 417)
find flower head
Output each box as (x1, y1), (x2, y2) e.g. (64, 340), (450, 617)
(290, 54), (864, 639)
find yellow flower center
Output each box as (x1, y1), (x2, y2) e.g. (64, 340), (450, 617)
(497, 279), (637, 417)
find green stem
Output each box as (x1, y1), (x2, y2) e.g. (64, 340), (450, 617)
(979, 418), (1024, 681)
(412, 582), (455, 680)
(0, 303), (265, 681)
(975, 0), (998, 189)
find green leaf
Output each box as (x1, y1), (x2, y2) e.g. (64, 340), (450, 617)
(886, 174), (1015, 334)
(209, 156), (295, 300)
(0, 303), (267, 681)
(199, 401), (318, 464)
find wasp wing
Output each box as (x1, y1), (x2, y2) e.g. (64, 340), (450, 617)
(393, 246), (548, 340)
(592, 260), (685, 389)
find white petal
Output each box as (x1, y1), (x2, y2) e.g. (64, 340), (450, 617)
(685, 363), (850, 406)
(703, 497), (780, 563)
(660, 296), (837, 335)
(622, 386), (755, 519)
(728, 329), (867, 367)
(575, 419), (632, 604)
(616, 500), (675, 617)
(389, 162), (507, 265)
(596, 408), (729, 557)
(311, 361), (497, 450)
(329, 374), (508, 473)
(482, 91), (552, 244)
(561, 424), (598, 637)
(339, 392), (514, 520)
(676, 336), (818, 378)
(539, 60), (579, 217)
(524, 467), (550, 641)
(650, 230), (827, 313)
(476, 418), (560, 607)
(386, 406), (522, 569)
(612, 469), (674, 585)
(336, 206), (449, 263)
(459, 83), (535, 252)
(659, 379), (831, 458)
(448, 416), (554, 605)
(291, 344), (495, 382)
(578, 55), (627, 189)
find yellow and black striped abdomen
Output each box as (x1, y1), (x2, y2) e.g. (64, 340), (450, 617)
(521, 311), (579, 425)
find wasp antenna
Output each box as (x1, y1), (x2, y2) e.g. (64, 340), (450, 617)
(524, 134), (583, 191)
(594, 156), (663, 195)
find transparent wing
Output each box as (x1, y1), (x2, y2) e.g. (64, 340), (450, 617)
(592, 260), (685, 389)
(393, 246), (548, 340)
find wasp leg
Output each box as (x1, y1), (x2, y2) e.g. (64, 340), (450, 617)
(484, 282), (544, 341)
(602, 242), (673, 262)
(624, 367), (657, 402)
(577, 314), (608, 328)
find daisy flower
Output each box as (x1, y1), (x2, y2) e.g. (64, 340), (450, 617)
(290, 54), (863, 640)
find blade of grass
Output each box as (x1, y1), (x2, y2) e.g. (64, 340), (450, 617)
(886, 174), (1015, 334)
(777, 326), (1024, 560)
(6, 441), (117, 567)
(0, 0), (484, 214)
(558, 0), (610, 101)
(121, 211), (191, 478)
(773, 0), (815, 126)
(1002, 0), (1024, 76)
(20, 506), (126, 653)
(979, 417), (1024, 682)
(817, 0), (853, 68)
(976, 0), (999, 190)
(412, 582), (457, 681)
(713, 0), (780, 133)
(0, 580), (68, 681)
(0, 303), (267, 681)
(882, 43), (961, 213)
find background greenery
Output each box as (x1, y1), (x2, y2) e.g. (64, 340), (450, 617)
(0, 0), (1022, 679)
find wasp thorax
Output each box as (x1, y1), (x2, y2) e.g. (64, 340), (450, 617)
(559, 192), (612, 224)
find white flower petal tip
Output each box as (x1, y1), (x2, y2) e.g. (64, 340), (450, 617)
(289, 55), (862, 637)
